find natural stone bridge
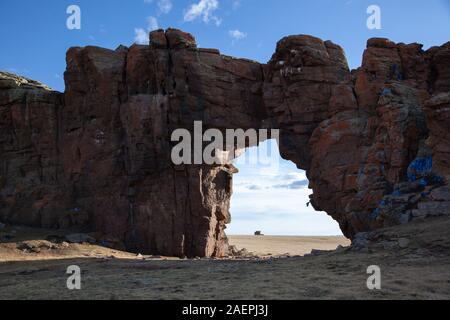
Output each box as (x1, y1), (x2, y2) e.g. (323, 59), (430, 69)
(1, 29), (449, 257)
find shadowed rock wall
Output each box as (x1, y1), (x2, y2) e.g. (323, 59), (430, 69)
(1, 29), (449, 257)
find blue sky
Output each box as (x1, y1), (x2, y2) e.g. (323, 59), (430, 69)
(1, 0), (449, 235)
(1, 0), (450, 91)
(228, 140), (344, 236)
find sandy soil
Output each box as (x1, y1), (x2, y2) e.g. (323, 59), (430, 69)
(1, 217), (450, 300)
(228, 235), (350, 257)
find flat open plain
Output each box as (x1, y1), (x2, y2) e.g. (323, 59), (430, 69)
(1, 218), (450, 300)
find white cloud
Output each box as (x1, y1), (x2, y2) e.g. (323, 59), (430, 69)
(231, 0), (241, 10)
(229, 29), (247, 40)
(183, 0), (222, 26)
(134, 28), (149, 44)
(158, 0), (173, 14)
(144, 0), (172, 14)
(144, 0), (173, 14)
(146, 16), (159, 31)
(134, 16), (159, 45)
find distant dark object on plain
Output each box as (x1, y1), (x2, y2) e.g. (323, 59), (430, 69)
(254, 231), (264, 236)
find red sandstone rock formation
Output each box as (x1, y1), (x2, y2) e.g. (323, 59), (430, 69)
(0, 72), (67, 227)
(1, 29), (449, 257)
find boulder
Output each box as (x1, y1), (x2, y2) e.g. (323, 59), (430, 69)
(413, 202), (450, 218)
(430, 186), (450, 201)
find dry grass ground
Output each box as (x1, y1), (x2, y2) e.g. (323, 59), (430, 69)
(1, 217), (449, 300)
(228, 235), (350, 257)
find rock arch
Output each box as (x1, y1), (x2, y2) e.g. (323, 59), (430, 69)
(1, 29), (449, 257)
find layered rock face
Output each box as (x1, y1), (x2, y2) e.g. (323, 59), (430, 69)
(1, 29), (449, 257)
(0, 72), (66, 227)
